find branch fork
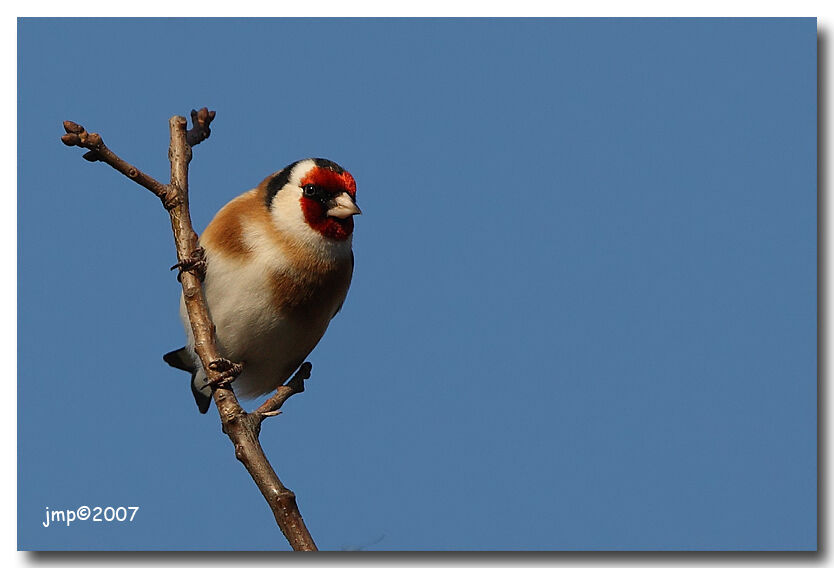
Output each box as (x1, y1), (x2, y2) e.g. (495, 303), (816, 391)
(61, 108), (317, 551)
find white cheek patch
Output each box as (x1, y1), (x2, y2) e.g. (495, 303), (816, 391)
(269, 185), (320, 242)
(288, 159), (317, 187)
(269, 159), (316, 241)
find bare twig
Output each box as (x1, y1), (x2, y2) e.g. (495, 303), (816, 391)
(61, 121), (173, 206)
(255, 362), (312, 419)
(186, 107), (216, 147)
(61, 111), (317, 551)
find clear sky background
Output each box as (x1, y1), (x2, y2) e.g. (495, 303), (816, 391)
(18, 18), (816, 551)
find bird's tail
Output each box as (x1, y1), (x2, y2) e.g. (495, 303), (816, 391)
(190, 372), (212, 414)
(163, 347), (212, 414)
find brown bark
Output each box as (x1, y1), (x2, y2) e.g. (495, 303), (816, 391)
(61, 109), (317, 551)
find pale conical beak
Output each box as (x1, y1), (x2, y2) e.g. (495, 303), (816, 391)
(326, 192), (362, 219)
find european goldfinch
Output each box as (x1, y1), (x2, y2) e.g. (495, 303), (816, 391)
(164, 158), (360, 413)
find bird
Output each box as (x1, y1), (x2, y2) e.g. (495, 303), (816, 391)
(163, 158), (360, 413)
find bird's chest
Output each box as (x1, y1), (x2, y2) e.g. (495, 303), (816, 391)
(202, 252), (350, 360)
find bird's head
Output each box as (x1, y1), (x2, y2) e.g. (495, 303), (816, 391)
(264, 158), (360, 243)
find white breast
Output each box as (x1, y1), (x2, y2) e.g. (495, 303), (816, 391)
(179, 231), (347, 399)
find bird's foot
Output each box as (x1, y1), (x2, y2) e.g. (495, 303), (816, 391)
(170, 246), (206, 282)
(207, 358), (243, 388)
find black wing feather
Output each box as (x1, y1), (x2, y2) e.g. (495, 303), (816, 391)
(163, 347), (196, 373)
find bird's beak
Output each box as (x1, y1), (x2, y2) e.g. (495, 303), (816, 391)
(326, 192), (362, 219)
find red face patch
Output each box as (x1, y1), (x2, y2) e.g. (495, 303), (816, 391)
(299, 165), (357, 241)
(300, 166), (357, 199)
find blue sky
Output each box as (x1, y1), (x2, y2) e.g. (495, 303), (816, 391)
(18, 18), (816, 550)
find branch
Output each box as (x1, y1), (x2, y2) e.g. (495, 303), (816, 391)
(61, 109), (317, 551)
(61, 121), (173, 206)
(186, 107), (216, 147)
(255, 362), (312, 419)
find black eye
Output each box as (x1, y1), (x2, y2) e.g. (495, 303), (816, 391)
(302, 184), (318, 197)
